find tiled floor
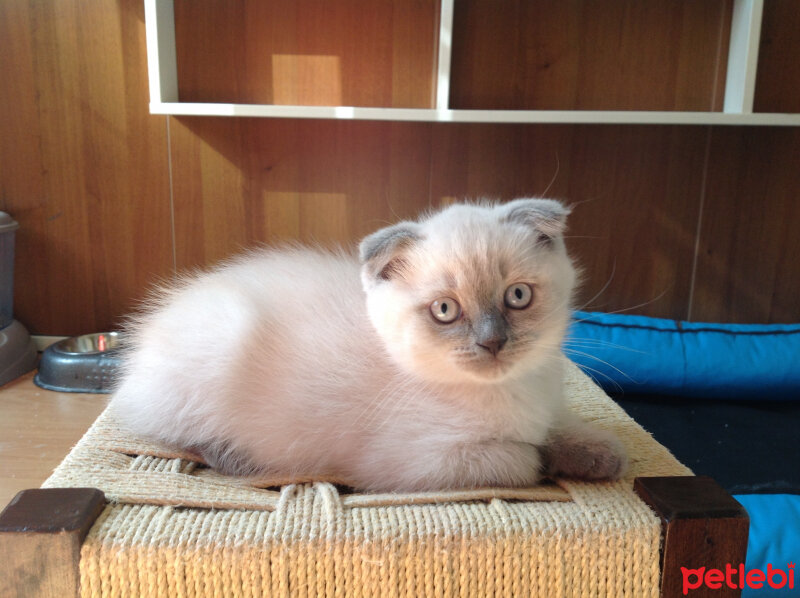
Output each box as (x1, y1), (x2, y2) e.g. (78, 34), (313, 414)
(0, 371), (106, 507)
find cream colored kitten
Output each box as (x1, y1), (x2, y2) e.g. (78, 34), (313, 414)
(111, 199), (626, 491)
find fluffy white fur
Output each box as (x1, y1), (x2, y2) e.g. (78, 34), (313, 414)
(111, 199), (626, 491)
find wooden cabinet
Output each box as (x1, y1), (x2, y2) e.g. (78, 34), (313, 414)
(146, 0), (800, 125)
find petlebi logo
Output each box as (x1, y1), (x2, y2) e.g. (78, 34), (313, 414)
(681, 562), (795, 595)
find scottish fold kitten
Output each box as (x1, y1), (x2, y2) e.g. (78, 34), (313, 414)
(111, 199), (626, 491)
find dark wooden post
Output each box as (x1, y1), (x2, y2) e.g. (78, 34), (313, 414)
(0, 488), (106, 598)
(634, 476), (750, 598)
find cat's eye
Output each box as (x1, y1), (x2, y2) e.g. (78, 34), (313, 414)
(504, 283), (533, 309)
(430, 297), (461, 323)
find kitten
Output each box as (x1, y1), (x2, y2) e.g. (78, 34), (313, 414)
(110, 199), (626, 492)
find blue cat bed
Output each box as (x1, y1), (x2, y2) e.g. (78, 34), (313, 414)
(735, 494), (800, 598)
(567, 311), (800, 399)
(567, 311), (800, 597)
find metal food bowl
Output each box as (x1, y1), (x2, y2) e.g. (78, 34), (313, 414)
(35, 332), (124, 393)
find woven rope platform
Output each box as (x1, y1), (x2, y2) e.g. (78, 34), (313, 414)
(44, 360), (690, 597)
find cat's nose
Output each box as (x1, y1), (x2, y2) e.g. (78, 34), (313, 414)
(477, 336), (507, 357)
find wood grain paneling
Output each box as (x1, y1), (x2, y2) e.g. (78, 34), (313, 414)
(0, 0), (174, 336)
(174, 119), (710, 321)
(691, 128), (800, 323)
(566, 126), (709, 320)
(450, 0), (731, 111)
(169, 117), (434, 268)
(753, 0), (800, 114)
(430, 124), (708, 320)
(2, 0), (800, 336)
(174, 0), (439, 108)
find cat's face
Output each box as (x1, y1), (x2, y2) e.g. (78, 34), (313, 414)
(360, 200), (577, 384)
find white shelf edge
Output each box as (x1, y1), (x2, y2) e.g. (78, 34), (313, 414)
(151, 103), (800, 126)
(723, 0), (764, 114)
(435, 0), (455, 111)
(145, 0), (178, 104)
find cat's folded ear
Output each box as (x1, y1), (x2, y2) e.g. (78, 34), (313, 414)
(359, 222), (421, 283)
(500, 198), (571, 245)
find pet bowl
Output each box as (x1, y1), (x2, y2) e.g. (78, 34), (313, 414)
(35, 332), (124, 393)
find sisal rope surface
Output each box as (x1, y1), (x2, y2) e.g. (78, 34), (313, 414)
(44, 359), (691, 597)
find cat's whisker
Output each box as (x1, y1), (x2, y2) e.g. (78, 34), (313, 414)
(582, 287), (673, 318)
(540, 153), (560, 197)
(563, 337), (645, 354)
(564, 195), (605, 210)
(358, 375), (433, 432)
(353, 376), (415, 430)
(561, 348), (636, 384)
(365, 377), (438, 435)
(572, 362), (624, 393)
(536, 339), (644, 391)
(369, 393), (420, 434)
(573, 260), (617, 314)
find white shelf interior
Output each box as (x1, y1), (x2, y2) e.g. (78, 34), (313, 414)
(144, 0), (800, 126)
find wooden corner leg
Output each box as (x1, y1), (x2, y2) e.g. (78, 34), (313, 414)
(0, 488), (106, 598)
(634, 476), (750, 598)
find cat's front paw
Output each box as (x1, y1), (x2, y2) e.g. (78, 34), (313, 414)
(543, 430), (627, 481)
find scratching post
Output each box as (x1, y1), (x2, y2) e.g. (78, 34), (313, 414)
(0, 361), (749, 597)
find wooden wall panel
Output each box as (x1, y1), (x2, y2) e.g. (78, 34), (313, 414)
(430, 124), (707, 320)
(0, 0), (173, 336)
(691, 128), (800, 323)
(450, 0), (731, 111)
(2, 1), (800, 336)
(565, 126), (708, 320)
(174, 0), (438, 108)
(169, 117), (434, 269)
(171, 120), (716, 321)
(753, 0), (800, 113)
